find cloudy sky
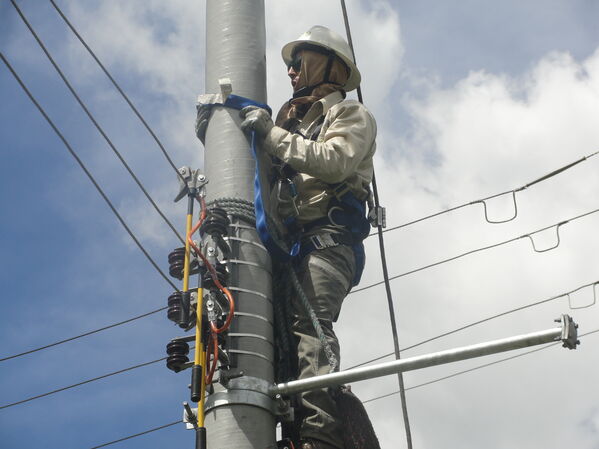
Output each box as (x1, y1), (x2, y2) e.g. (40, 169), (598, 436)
(1, 1), (599, 448)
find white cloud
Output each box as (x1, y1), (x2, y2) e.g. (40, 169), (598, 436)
(7, 1), (599, 447)
(343, 45), (599, 449)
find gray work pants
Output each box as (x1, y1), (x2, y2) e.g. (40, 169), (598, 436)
(292, 244), (356, 449)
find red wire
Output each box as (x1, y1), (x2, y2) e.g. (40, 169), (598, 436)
(187, 195), (236, 384)
(187, 196), (235, 334)
(205, 332), (219, 385)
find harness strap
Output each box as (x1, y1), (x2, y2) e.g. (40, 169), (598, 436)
(198, 93), (299, 261)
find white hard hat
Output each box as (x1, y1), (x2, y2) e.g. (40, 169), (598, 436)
(281, 25), (361, 92)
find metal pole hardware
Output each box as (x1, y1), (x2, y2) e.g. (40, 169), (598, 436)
(272, 315), (579, 397)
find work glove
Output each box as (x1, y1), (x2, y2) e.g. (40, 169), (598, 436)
(239, 106), (274, 137)
(195, 103), (212, 144)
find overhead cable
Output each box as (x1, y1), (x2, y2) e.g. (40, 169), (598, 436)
(90, 421), (180, 449)
(371, 150), (599, 237)
(85, 327), (599, 447)
(10, 0), (184, 245)
(2, 204), (595, 365)
(0, 52), (178, 292)
(361, 328), (599, 405)
(0, 306), (167, 362)
(338, 1), (413, 448)
(48, 0), (184, 183)
(348, 279), (598, 370)
(0, 356), (166, 410)
(353, 207), (599, 295)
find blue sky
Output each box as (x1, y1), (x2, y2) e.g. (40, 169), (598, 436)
(2, 1), (599, 448)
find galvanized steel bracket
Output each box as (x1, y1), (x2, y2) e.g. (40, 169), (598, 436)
(174, 166), (207, 202)
(204, 376), (276, 415)
(557, 314), (579, 350)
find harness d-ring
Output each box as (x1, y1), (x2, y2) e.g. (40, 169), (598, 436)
(328, 206), (345, 228)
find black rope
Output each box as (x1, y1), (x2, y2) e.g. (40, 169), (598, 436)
(339, 2), (413, 446)
(10, 0), (184, 245)
(0, 52), (179, 292)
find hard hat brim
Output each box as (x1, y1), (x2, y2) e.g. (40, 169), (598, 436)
(281, 40), (361, 92)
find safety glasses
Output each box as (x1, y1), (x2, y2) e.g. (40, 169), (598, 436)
(287, 54), (302, 72)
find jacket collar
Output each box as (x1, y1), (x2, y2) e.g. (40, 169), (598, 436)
(302, 90), (344, 124)
(320, 90), (345, 114)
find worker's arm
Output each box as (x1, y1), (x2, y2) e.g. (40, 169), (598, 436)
(262, 101), (376, 184)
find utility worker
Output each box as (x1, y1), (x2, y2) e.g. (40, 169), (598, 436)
(240, 26), (376, 449)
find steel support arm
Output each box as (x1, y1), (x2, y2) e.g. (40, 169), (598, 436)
(271, 315), (578, 397)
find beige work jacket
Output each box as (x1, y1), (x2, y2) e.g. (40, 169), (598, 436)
(262, 91), (377, 226)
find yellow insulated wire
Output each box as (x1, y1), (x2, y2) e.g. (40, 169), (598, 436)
(195, 286), (206, 427)
(182, 213), (193, 292)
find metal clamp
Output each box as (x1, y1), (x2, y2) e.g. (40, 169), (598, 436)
(183, 402), (199, 430)
(556, 314), (579, 349)
(274, 394), (294, 422)
(309, 233), (338, 250)
(175, 167), (208, 202)
(368, 205), (386, 228)
(204, 376), (276, 415)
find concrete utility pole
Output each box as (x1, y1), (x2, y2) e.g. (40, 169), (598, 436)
(202, 1), (275, 448)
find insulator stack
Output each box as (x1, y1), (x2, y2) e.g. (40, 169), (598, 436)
(167, 291), (194, 328)
(167, 291), (183, 324)
(166, 340), (190, 373)
(168, 247), (200, 280)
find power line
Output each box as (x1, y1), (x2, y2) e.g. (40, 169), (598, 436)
(2, 201), (595, 365)
(353, 206), (599, 294)
(89, 421), (180, 449)
(361, 327), (599, 405)
(347, 279), (598, 370)
(0, 52), (179, 292)
(84, 328), (599, 447)
(339, 1), (412, 447)
(10, 0), (184, 245)
(48, 0), (184, 183)
(369, 150), (599, 237)
(0, 356), (166, 410)
(0, 306), (167, 362)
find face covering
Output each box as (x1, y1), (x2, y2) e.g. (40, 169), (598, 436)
(276, 49), (349, 129)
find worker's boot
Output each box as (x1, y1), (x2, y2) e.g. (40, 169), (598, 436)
(299, 438), (340, 449)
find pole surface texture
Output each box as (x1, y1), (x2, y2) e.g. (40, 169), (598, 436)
(203, 1), (275, 448)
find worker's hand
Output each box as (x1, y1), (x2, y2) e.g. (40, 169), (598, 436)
(240, 106), (274, 137)
(195, 103), (212, 144)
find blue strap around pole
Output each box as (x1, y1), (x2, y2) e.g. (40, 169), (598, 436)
(204, 94), (298, 260)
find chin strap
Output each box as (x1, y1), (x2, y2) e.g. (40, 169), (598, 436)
(292, 50), (342, 99)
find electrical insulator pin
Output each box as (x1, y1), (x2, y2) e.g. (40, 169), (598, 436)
(166, 340), (190, 373)
(168, 247), (201, 280)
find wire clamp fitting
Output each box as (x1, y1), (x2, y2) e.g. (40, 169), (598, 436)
(556, 314), (579, 350)
(174, 166), (208, 202)
(369, 205), (386, 228)
(183, 403), (200, 430)
(274, 394), (294, 422)
(182, 402), (199, 430)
